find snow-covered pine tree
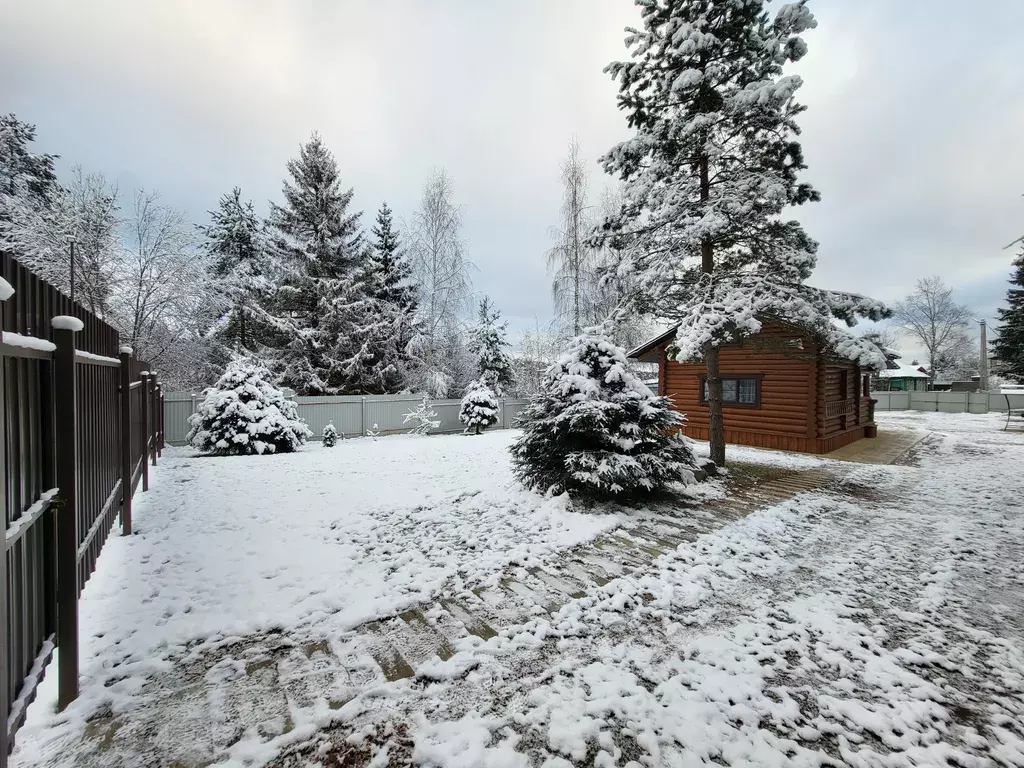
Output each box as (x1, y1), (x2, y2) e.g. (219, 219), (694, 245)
(370, 202), (417, 313)
(510, 326), (697, 499)
(200, 187), (276, 356)
(403, 393), (440, 435)
(322, 421), (339, 447)
(459, 378), (500, 435)
(469, 296), (514, 395)
(597, 0), (888, 466)
(265, 133), (374, 395)
(993, 246), (1024, 379)
(187, 359), (312, 455)
(0, 114), (58, 206)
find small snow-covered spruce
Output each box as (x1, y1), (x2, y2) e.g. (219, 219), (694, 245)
(510, 326), (697, 500)
(459, 378), (499, 435)
(366, 422), (379, 440)
(187, 359), (312, 456)
(403, 393), (440, 436)
(322, 421), (339, 447)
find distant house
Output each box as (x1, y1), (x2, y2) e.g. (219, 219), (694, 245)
(629, 320), (880, 455)
(874, 363), (929, 392)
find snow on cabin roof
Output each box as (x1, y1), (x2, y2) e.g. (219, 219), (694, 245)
(876, 364), (929, 379)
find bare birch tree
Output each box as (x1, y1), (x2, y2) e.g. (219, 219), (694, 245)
(111, 189), (212, 377)
(406, 169), (474, 396)
(893, 276), (974, 379)
(547, 137), (596, 338)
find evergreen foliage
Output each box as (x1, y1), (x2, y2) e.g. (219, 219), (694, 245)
(596, 0), (889, 463)
(200, 187), (275, 355)
(264, 133), (373, 394)
(187, 360), (312, 455)
(403, 393), (441, 435)
(510, 327), (697, 499)
(369, 202), (417, 312)
(322, 421), (339, 447)
(993, 248), (1024, 379)
(469, 297), (514, 395)
(459, 378), (500, 435)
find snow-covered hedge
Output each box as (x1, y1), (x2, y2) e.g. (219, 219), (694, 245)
(187, 360), (312, 456)
(460, 379), (499, 435)
(510, 327), (698, 499)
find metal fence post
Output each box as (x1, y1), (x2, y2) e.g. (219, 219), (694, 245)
(0, 288), (9, 761)
(52, 318), (80, 710)
(119, 347), (133, 536)
(157, 387), (164, 457)
(361, 396), (366, 435)
(140, 371), (150, 491)
(150, 373), (158, 467)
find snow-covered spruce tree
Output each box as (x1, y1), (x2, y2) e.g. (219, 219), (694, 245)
(403, 393), (440, 435)
(459, 378), (500, 435)
(200, 187), (276, 356)
(596, 0), (888, 466)
(510, 327), (697, 499)
(370, 202), (418, 314)
(993, 246), (1024, 380)
(187, 359), (312, 455)
(469, 296), (514, 395)
(322, 421), (339, 447)
(264, 133), (375, 395)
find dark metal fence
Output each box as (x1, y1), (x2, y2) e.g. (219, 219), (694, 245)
(1, 253), (164, 763)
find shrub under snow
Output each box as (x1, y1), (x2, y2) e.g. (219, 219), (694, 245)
(187, 360), (312, 456)
(460, 378), (500, 435)
(510, 327), (697, 499)
(322, 422), (339, 447)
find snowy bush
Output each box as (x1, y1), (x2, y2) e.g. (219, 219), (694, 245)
(366, 422), (380, 440)
(187, 360), (312, 456)
(322, 421), (339, 447)
(459, 379), (500, 435)
(404, 393), (440, 436)
(510, 327), (698, 499)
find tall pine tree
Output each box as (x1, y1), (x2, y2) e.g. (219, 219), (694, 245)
(993, 247), (1024, 379)
(597, 0), (888, 465)
(201, 187), (274, 356)
(265, 133), (372, 394)
(469, 296), (514, 395)
(369, 202), (417, 312)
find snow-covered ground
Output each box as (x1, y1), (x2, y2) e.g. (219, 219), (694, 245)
(327, 411), (1022, 767)
(12, 431), (631, 759)
(13, 414), (1024, 767)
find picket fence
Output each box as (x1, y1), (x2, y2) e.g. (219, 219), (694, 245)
(164, 393), (532, 445)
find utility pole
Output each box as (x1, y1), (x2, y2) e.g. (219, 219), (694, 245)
(978, 319), (989, 392)
(68, 237), (76, 304)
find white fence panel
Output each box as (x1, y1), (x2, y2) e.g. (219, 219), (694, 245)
(870, 391), (1024, 414)
(164, 393), (532, 444)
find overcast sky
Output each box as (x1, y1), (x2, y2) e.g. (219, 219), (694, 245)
(3, 0), (1022, 358)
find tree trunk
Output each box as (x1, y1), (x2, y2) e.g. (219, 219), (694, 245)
(698, 152), (726, 466)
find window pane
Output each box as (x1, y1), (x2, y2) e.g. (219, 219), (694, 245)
(722, 379), (738, 402)
(738, 379), (757, 403)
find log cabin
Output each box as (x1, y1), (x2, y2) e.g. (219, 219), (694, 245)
(629, 320), (878, 454)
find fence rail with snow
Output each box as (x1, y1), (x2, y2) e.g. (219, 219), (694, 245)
(870, 391), (1024, 413)
(164, 393), (532, 444)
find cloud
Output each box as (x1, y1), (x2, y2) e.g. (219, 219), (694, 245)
(2, 0), (1021, 347)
